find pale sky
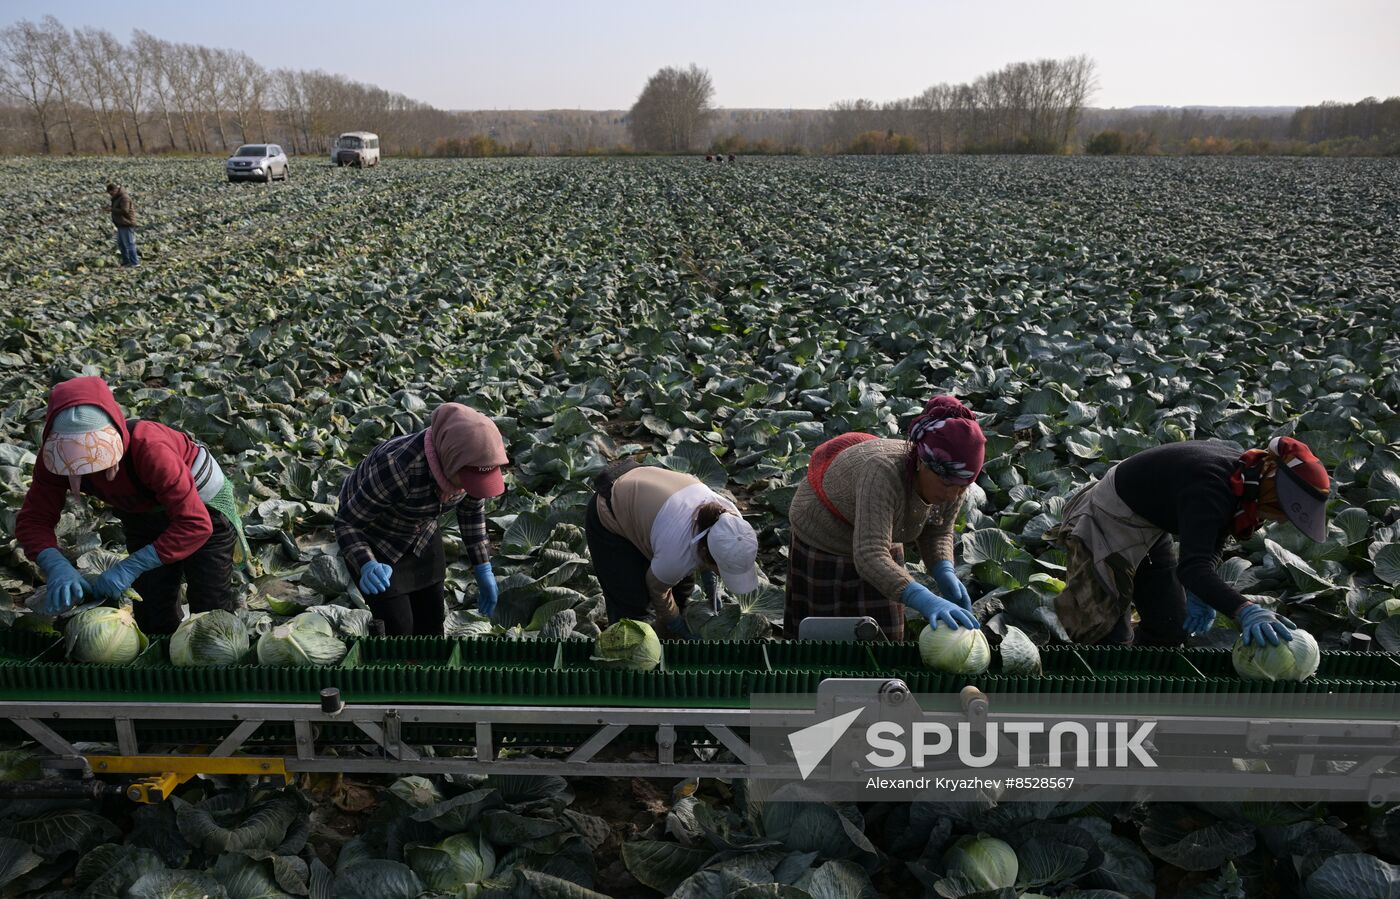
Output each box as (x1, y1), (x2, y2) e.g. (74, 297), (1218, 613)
(8, 0), (1398, 109)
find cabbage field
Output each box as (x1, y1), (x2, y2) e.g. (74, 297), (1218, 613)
(0, 154), (1399, 897)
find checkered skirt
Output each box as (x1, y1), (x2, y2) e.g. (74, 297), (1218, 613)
(784, 534), (906, 640)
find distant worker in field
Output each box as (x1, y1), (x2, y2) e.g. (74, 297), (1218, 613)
(585, 460), (762, 639)
(16, 377), (249, 634)
(335, 403), (506, 636)
(1048, 437), (1331, 647)
(786, 396), (985, 640)
(106, 182), (138, 267)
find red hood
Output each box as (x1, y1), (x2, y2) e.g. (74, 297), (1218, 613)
(42, 377), (129, 446)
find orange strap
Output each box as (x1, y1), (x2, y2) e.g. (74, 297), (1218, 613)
(806, 433), (878, 525)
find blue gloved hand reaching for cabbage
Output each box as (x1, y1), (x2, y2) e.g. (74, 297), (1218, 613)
(931, 560), (973, 611)
(1237, 603), (1296, 646)
(92, 544), (162, 601)
(34, 548), (91, 613)
(902, 581), (978, 630)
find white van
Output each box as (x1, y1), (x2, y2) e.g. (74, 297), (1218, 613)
(332, 132), (380, 167)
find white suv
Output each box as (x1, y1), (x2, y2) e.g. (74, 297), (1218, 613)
(226, 144), (289, 183)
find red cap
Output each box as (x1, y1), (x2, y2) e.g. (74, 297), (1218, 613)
(1269, 436), (1330, 542)
(457, 465), (506, 499)
(431, 403), (508, 498)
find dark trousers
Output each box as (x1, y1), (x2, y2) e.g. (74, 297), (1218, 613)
(361, 531), (446, 636)
(119, 508), (236, 635)
(116, 226), (139, 266)
(368, 584), (446, 637)
(584, 495), (693, 624)
(1105, 535), (1188, 647)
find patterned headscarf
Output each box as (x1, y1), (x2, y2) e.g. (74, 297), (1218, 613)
(42, 405), (124, 497)
(907, 396), (986, 484)
(1229, 436), (1330, 541)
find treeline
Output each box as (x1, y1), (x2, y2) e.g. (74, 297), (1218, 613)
(3, 14), (1396, 158)
(1083, 98), (1400, 156)
(825, 56), (1099, 154)
(0, 15), (455, 156)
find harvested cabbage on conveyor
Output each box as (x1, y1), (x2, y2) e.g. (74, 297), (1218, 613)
(3, 632), (1399, 708)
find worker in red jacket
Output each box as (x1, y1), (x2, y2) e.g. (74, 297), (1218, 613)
(16, 377), (247, 634)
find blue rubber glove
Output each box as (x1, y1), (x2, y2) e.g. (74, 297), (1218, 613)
(92, 544), (162, 601)
(901, 581), (978, 630)
(35, 548), (90, 614)
(931, 560), (972, 611)
(1184, 592), (1217, 633)
(473, 562), (498, 617)
(1237, 603), (1296, 647)
(358, 560), (393, 595)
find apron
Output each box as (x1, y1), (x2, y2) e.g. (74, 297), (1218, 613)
(1044, 465), (1166, 644)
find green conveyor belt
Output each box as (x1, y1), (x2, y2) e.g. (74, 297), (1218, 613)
(1, 633), (1398, 708)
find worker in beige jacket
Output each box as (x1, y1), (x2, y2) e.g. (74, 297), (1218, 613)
(785, 396), (986, 640)
(585, 460), (761, 637)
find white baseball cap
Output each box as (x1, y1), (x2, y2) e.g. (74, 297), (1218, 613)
(706, 513), (760, 594)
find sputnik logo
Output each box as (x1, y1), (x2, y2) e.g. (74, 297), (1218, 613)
(788, 708), (863, 780)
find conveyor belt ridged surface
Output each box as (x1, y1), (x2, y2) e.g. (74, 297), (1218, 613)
(2, 633), (1399, 707)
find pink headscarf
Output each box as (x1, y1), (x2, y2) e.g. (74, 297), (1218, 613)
(42, 426), (124, 497)
(907, 396), (985, 484)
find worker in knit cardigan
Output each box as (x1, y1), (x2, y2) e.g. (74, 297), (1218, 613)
(16, 377), (250, 635)
(785, 396), (986, 640)
(335, 403), (507, 636)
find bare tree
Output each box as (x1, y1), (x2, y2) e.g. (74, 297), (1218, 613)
(628, 64), (714, 152)
(109, 30), (148, 152)
(271, 68), (305, 153)
(135, 31), (179, 150)
(70, 28), (113, 151)
(913, 84), (951, 153)
(33, 17), (80, 152)
(195, 45), (231, 151)
(0, 20), (58, 153)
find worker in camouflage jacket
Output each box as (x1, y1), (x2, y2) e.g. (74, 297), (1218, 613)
(1048, 436), (1331, 648)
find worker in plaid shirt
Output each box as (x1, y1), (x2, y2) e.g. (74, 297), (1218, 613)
(335, 403), (508, 635)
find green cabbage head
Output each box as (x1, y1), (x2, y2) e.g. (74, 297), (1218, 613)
(944, 832), (1018, 890)
(64, 606), (147, 664)
(919, 624), (991, 674)
(407, 832), (495, 893)
(256, 611), (347, 666)
(171, 609), (251, 666)
(591, 619), (663, 671)
(1231, 628), (1319, 682)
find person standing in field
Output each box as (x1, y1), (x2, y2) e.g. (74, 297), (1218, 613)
(16, 377), (250, 634)
(1047, 436), (1331, 648)
(785, 396), (985, 641)
(585, 460), (762, 638)
(335, 403), (507, 636)
(106, 182), (138, 267)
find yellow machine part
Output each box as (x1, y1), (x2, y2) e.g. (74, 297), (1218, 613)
(86, 755), (288, 803)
